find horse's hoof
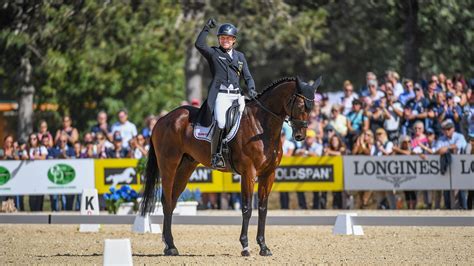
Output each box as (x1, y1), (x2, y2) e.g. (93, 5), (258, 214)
(164, 247), (179, 256)
(241, 249), (251, 257)
(259, 248), (272, 256)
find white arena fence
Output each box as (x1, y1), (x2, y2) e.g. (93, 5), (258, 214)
(1, 214), (473, 227)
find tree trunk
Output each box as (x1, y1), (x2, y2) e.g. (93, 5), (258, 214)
(186, 44), (205, 102)
(402, 0), (420, 80)
(18, 57), (35, 142)
(183, 0), (206, 103)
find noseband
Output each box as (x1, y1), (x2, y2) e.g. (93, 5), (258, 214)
(286, 94), (313, 129)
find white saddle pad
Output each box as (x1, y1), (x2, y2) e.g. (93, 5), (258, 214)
(193, 112), (242, 143)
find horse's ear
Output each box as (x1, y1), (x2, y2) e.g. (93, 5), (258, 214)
(296, 76), (305, 92)
(312, 76), (322, 92)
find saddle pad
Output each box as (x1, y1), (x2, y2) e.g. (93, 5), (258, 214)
(193, 112), (242, 143)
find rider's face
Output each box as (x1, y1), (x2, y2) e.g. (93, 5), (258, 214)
(218, 35), (235, 50)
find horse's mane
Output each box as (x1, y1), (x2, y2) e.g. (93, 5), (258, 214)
(259, 77), (296, 96)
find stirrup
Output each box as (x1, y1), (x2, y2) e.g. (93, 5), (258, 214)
(211, 153), (225, 168)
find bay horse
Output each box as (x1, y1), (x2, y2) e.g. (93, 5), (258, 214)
(141, 76), (320, 256)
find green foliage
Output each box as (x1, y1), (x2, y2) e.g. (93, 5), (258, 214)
(1, 1), (473, 134)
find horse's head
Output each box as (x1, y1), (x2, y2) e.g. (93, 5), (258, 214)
(286, 76), (322, 141)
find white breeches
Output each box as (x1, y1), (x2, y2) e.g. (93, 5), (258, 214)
(214, 85), (245, 129)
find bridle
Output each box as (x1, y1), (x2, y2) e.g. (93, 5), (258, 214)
(252, 92), (313, 130)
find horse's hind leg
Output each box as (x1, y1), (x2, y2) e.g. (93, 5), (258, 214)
(256, 171), (275, 256)
(159, 155), (181, 256)
(162, 154), (198, 256)
(171, 155), (199, 209)
(239, 170), (256, 256)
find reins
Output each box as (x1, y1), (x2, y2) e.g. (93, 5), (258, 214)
(251, 93), (312, 128)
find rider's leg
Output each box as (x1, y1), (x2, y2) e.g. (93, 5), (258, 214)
(211, 92), (236, 167)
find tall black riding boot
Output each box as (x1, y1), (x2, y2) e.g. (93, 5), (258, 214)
(211, 127), (225, 168)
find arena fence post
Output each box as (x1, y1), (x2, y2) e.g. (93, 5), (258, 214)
(333, 213), (364, 236)
(132, 214), (161, 234)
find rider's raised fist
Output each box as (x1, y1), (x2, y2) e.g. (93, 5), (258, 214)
(207, 18), (217, 28)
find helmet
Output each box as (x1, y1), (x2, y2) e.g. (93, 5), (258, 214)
(217, 23), (238, 37)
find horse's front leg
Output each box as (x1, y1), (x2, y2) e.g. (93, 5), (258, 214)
(256, 171), (275, 256)
(239, 172), (255, 256)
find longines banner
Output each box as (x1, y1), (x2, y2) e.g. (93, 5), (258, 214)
(451, 155), (474, 189)
(343, 155), (450, 190)
(0, 159), (95, 195)
(223, 156), (344, 192)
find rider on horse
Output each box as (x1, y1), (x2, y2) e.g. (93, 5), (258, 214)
(195, 18), (257, 169)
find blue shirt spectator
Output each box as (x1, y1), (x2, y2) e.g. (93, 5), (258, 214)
(434, 119), (467, 154)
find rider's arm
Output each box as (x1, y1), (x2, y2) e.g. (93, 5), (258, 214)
(195, 21), (215, 59)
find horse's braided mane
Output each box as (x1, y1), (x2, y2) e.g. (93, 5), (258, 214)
(259, 76), (296, 95)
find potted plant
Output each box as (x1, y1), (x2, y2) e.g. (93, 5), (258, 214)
(104, 185), (139, 214)
(176, 188), (201, 215)
(149, 188), (201, 215)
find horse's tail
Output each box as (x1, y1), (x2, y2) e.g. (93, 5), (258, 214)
(140, 140), (160, 216)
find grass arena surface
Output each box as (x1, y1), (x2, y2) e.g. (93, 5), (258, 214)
(1, 210), (473, 264)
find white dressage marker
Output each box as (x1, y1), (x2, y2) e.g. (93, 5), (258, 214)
(79, 188), (100, 232)
(103, 239), (133, 266)
(333, 213), (364, 236)
(132, 214), (161, 234)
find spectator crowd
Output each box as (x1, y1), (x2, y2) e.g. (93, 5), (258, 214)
(1, 70), (473, 211)
(280, 70), (473, 211)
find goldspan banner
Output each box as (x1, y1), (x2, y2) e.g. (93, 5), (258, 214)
(343, 155), (451, 190)
(451, 155), (474, 189)
(0, 159), (95, 195)
(185, 166), (226, 192)
(223, 156), (344, 192)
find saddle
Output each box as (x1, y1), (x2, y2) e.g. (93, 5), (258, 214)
(193, 99), (243, 172)
(193, 99), (242, 144)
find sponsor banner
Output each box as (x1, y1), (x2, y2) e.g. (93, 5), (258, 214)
(451, 155), (474, 189)
(0, 159), (94, 195)
(95, 159), (142, 194)
(343, 155), (450, 190)
(186, 166), (225, 192)
(223, 156), (344, 192)
(95, 160), (225, 194)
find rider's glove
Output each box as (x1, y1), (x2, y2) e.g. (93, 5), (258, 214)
(248, 88), (258, 99)
(207, 18), (217, 29)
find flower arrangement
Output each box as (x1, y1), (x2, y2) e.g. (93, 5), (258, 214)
(178, 188), (202, 202)
(154, 187), (201, 202)
(104, 185), (139, 214)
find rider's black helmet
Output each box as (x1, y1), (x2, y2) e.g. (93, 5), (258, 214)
(217, 23), (237, 38)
